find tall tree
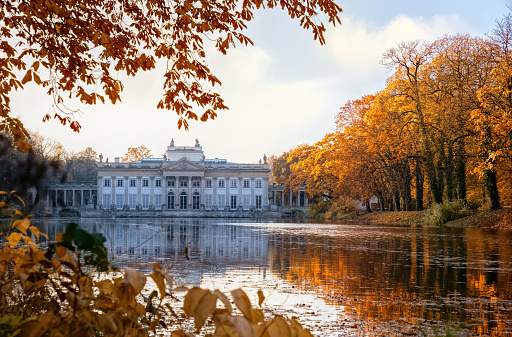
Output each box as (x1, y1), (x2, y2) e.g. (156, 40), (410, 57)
(0, 0), (342, 151)
(122, 145), (153, 162)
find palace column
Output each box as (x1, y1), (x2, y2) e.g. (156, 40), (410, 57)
(137, 177), (142, 207)
(213, 177), (218, 208)
(251, 178), (255, 207)
(124, 176), (129, 208)
(263, 179), (269, 207)
(200, 177), (205, 207)
(289, 191), (292, 207)
(187, 176), (192, 209)
(238, 177), (242, 208)
(225, 177), (230, 209)
(297, 191), (301, 207)
(111, 176), (116, 208)
(150, 177), (155, 207)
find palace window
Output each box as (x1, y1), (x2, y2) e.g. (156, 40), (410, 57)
(218, 179), (225, 188)
(230, 179), (237, 188)
(167, 192), (175, 210)
(142, 179), (149, 187)
(206, 180), (212, 188)
(205, 194), (213, 209)
(103, 194), (111, 206)
(243, 180), (250, 188)
(255, 195), (262, 209)
(180, 180), (187, 187)
(129, 194), (137, 209)
(142, 194), (149, 209)
(117, 179), (124, 187)
(217, 194), (225, 208)
(155, 179), (162, 187)
(192, 179), (200, 187)
(242, 194), (250, 209)
(104, 179), (111, 187)
(168, 180), (175, 187)
(230, 195), (237, 209)
(129, 179), (136, 187)
(116, 194), (124, 209)
(256, 180), (262, 188)
(180, 192), (187, 210)
(154, 194), (162, 209)
(192, 192), (200, 210)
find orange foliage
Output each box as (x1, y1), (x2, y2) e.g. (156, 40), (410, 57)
(0, 0), (342, 152)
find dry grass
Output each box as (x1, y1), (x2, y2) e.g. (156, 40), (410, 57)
(342, 207), (512, 229)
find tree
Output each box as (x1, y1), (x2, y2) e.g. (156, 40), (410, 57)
(67, 147), (98, 183)
(0, 0), (342, 152)
(122, 145), (153, 162)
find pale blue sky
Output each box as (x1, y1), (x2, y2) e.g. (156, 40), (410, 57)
(12, 0), (511, 163)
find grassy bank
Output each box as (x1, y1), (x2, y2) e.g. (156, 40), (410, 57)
(311, 206), (512, 229)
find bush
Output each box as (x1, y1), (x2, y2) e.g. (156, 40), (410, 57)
(306, 196), (358, 220)
(324, 196), (358, 220)
(424, 200), (472, 226)
(306, 201), (330, 219)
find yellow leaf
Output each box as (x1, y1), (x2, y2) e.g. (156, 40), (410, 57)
(231, 288), (254, 322)
(192, 291), (218, 330)
(257, 289), (265, 307)
(183, 287), (208, 317)
(7, 232), (22, 248)
(123, 268), (147, 295)
(267, 316), (291, 337)
(12, 219), (30, 235)
(150, 263), (166, 298)
(214, 289), (232, 314)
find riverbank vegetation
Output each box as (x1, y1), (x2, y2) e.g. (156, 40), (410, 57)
(0, 192), (314, 337)
(271, 13), (512, 225)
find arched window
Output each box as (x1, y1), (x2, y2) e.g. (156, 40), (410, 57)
(192, 192), (200, 210)
(167, 192), (175, 210)
(180, 192), (187, 210)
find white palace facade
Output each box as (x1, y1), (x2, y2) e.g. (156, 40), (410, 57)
(95, 140), (270, 215)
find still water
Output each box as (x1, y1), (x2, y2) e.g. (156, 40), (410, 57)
(32, 218), (512, 336)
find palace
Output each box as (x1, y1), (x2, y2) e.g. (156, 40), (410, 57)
(95, 139), (270, 214)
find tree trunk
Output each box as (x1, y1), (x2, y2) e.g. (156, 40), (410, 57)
(483, 169), (500, 209)
(402, 161), (412, 211)
(415, 159), (424, 211)
(454, 145), (467, 201)
(424, 152), (443, 204)
(445, 143), (455, 202)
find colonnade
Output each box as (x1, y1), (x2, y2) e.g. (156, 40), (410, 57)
(44, 184), (97, 207)
(268, 184), (308, 208)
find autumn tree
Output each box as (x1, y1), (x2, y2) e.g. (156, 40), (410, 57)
(0, 0), (342, 152)
(122, 145), (153, 162)
(66, 147), (98, 183)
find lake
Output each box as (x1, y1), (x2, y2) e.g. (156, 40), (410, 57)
(29, 217), (512, 336)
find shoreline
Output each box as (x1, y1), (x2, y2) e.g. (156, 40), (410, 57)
(323, 207), (512, 229)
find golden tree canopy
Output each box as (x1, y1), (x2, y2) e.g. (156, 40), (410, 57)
(122, 145), (153, 162)
(0, 0), (342, 152)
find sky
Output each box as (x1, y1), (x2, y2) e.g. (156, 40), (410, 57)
(10, 0), (512, 163)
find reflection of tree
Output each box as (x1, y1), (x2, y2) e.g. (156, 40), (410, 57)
(268, 228), (512, 335)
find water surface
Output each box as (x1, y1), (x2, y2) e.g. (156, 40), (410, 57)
(31, 218), (512, 336)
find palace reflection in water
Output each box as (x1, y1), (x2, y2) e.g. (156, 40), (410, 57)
(34, 218), (512, 336)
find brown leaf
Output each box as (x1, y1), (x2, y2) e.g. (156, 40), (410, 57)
(123, 268), (147, 295)
(231, 288), (254, 322)
(183, 287), (209, 317)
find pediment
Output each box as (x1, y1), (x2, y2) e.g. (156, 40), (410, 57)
(162, 158), (205, 172)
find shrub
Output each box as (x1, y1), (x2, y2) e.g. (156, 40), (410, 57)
(324, 196), (358, 220)
(424, 200), (472, 226)
(306, 201), (330, 219)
